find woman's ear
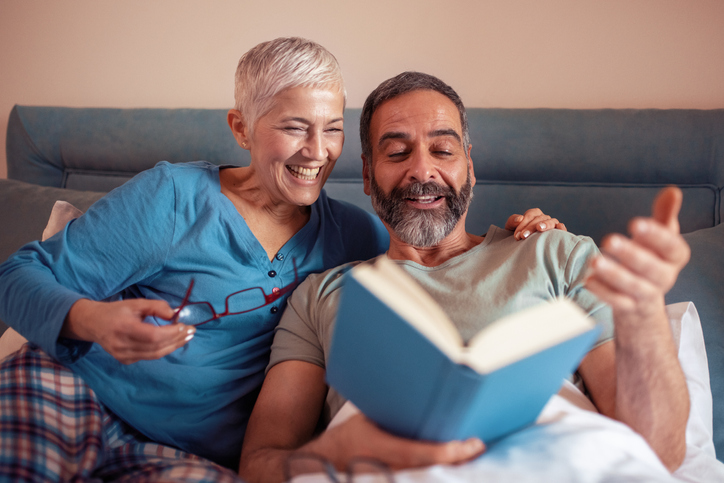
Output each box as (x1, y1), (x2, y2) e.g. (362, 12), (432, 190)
(227, 109), (250, 149)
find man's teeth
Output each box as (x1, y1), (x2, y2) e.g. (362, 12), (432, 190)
(287, 165), (321, 180)
(410, 196), (440, 204)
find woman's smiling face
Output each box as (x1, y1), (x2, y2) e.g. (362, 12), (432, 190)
(247, 86), (345, 207)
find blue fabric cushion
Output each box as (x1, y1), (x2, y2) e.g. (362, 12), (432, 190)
(667, 223), (724, 459)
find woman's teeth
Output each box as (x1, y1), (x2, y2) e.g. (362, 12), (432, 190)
(287, 165), (321, 180)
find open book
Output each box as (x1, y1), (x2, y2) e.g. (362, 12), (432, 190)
(327, 256), (602, 444)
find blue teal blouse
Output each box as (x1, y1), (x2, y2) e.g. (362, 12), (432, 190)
(0, 161), (389, 468)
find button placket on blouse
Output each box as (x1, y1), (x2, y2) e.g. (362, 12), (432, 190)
(269, 255), (282, 314)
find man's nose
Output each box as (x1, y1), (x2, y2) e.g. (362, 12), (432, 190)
(301, 131), (326, 161)
(407, 150), (437, 182)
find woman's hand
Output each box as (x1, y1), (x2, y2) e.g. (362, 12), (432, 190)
(505, 208), (567, 240)
(62, 298), (196, 364)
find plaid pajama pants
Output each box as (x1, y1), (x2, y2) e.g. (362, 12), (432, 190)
(0, 344), (244, 483)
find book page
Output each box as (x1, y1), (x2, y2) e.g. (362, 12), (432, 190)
(464, 298), (595, 373)
(352, 257), (464, 358)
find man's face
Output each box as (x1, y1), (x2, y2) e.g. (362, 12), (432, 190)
(363, 89), (474, 247)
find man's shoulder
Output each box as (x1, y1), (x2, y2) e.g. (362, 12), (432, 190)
(487, 225), (597, 249)
(482, 226), (599, 267)
(297, 257), (382, 302)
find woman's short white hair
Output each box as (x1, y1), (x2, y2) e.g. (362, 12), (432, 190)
(234, 37), (346, 133)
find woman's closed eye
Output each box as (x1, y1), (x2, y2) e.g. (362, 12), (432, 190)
(283, 126), (306, 133)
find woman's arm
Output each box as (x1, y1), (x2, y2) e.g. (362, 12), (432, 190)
(0, 163), (194, 363)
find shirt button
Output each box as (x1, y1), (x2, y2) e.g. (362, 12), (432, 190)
(268, 270), (277, 278)
(270, 307), (279, 314)
(275, 253), (284, 261)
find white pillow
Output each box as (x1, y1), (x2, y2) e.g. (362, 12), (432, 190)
(668, 301), (715, 457)
(41, 200), (84, 242)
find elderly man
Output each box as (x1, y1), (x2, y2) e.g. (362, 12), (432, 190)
(238, 72), (690, 482)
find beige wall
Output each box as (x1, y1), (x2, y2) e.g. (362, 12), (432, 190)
(1, 0), (723, 179)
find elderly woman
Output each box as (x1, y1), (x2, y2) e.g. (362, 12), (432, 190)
(0, 38), (560, 481)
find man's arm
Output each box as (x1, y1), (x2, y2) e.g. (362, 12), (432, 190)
(581, 187), (691, 471)
(239, 361), (485, 483)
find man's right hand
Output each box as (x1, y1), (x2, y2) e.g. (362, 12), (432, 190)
(238, 361), (486, 483)
(308, 413), (486, 473)
(62, 298), (195, 364)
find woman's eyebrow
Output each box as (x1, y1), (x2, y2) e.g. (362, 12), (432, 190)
(281, 116), (344, 124)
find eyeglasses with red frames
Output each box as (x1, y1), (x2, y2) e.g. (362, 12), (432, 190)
(171, 260), (299, 327)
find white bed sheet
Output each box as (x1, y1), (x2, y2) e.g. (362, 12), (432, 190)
(322, 380), (724, 483)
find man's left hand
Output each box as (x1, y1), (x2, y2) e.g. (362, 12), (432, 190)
(585, 187), (690, 324)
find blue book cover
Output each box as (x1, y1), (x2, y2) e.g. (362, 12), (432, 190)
(326, 257), (602, 444)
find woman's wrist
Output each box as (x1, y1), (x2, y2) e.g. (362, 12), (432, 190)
(61, 298), (95, 341)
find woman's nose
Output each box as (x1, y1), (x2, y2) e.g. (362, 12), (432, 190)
(301, 132), (326, 161)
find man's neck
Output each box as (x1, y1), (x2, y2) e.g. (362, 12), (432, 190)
(386, 223), (484, 267)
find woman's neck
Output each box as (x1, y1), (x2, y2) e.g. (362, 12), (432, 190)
(219, 167), (311, 260)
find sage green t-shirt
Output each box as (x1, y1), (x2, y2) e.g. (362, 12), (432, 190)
(268, 226), (614, 426)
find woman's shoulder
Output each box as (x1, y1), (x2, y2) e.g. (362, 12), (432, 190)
(153, 160), (219, 182)
(120, 161), (217, 190)
(314, 190), (382, 231)
(314, 190), (390, 257)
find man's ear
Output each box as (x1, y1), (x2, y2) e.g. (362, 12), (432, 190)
(227, 109), (250, 149)
(362, 155), (372, 196)
(467, 144), (476, 188)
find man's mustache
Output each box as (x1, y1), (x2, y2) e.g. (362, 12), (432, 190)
(390, 181), (455, 200)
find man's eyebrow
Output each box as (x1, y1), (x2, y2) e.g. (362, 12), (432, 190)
(429, 129), (462, 143)
(377, 128), (462, 148)
(377, 131), (410, 147)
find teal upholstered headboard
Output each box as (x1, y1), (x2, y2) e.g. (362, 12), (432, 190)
(7, 105), (724, 244)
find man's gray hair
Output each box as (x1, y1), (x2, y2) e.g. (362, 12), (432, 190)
(360, 71), (470, 163)
(234, 37), (346, 133)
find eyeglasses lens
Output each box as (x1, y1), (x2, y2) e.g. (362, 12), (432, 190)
(348, 459), (394, 482)
(285, 454), (337, 482)
(226, 287), (267, 313)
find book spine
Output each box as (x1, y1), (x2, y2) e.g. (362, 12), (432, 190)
(416, 363), (483, 441)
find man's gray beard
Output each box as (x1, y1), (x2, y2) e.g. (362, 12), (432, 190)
(369, 170), (473, 248)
